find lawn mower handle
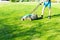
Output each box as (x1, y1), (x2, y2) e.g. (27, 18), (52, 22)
(30, 3), (41, 14)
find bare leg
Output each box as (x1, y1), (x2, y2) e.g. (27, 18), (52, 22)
(41, 6), (45, 15)
(49, 8), (51, 16)
(39, 6), (45, 19)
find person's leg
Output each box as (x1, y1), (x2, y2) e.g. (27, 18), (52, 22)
(48, 2), (51, 19)
(49, 8), (51, 16)
(39, 2), (48, 19)
(42, 6), (45, 15)
(39, 6), (45, 19)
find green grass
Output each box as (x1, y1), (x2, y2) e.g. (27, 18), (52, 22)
(0, 2), (60, 40)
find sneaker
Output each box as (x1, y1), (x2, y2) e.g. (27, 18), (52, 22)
(48, 16), (51, 19)
(39, 15), (43, 19)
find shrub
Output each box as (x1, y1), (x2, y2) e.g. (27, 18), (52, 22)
(10, 0), (20, 2)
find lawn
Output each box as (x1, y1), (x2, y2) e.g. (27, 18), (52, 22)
(0, 2), (60, 40)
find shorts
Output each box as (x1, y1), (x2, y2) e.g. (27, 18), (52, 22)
(44, 2), (51, 8)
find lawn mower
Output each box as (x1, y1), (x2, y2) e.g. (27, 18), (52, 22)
(21, 3), (42, 21)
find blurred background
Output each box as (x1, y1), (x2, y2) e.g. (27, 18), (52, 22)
(0, 0), (60, 3)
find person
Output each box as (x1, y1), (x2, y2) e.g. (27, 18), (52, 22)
(40, 0), (51, 19)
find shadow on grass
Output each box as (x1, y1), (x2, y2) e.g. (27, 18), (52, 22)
(0, 20), (42, 40)
(52, 14), (60, 17)
(0, 14), (60, 40)
(45, 14), (60, 18)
